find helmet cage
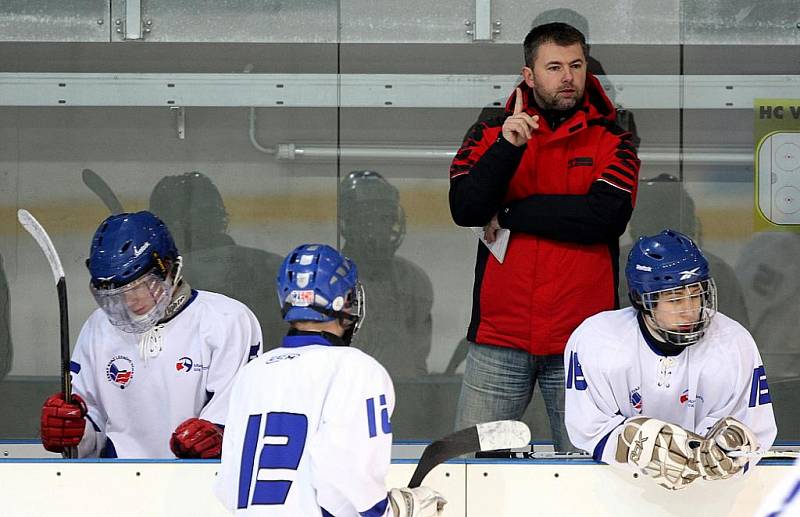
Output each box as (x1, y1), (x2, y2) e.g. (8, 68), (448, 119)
(636, 278), (717, 346)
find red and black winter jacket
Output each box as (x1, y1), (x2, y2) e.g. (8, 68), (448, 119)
(449, 73), (640, 356)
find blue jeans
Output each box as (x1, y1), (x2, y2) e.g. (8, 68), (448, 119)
(455, 342), (575, 452)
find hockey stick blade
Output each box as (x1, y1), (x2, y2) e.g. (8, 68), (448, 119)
(82, 168), (124, 214)
(17, 209), (64, 283)
(17, 209), (76, 459)
(408, 420), (530, 488)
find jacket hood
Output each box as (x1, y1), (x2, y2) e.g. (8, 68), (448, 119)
(504, 72), (616, 122)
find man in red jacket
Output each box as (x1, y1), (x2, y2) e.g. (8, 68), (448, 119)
(450, 22), (640, 451)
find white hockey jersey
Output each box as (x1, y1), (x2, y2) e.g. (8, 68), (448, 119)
(564, 307), (777, 466)
(214, 332), (395, 516)
(755, 457), (800, 516)
(71, 290), (262, 458)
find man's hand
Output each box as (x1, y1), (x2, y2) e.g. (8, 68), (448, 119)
(388, 487), (447, 517)
(483, 215), (501, 243)
(170, 418), (223, 459)
(501, 87), (539, 147)
(41, 392), (87, 453)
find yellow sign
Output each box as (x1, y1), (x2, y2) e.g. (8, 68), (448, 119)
(754, 98), (800, 230)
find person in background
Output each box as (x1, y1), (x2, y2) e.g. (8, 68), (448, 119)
(449, 22), (640, 450)
(339, 170), (433, 379)
(149, 171), (285, 351)
(619, 174), (749, 327)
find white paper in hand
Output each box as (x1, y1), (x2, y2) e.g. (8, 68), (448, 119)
(471, 227), (510, 263)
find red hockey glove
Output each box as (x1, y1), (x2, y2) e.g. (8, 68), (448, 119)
(170, 418), (223, 459)
(41, 392), (87, 453)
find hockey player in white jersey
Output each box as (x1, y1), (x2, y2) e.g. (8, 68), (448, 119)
(39, 211), (262, 458)
(565, 229), (777, 490)
(215, 243), (446, 516)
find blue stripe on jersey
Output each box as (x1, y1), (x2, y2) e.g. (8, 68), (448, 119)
(593, 416), (624, 462)
(360, 497), (389, 517)
(322, 509), (334, 517)
(69, 361), (81, 374)
(282, 334), (336, 348)
(85, 413), (101, 433)
(593, 428), (614, 462)
(101, 438), (117, 458)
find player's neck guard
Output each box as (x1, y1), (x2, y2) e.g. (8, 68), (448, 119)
(285, 328), (348, 347)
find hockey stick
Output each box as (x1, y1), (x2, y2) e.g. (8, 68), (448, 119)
(727, 450), (799, 459)
(408, 420), (531, 488)
(81, 168), (124, 214)
(17, 209), (76, 459)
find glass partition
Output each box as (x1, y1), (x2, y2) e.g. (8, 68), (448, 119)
(0, 0), (796, 446)
(681, 1), (800, 441)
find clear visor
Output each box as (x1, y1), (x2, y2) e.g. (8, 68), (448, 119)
(90, 271), (173, 334)
(643, 279), (717, 346)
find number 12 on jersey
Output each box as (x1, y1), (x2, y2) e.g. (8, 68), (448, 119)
(237, 412), (308, 509)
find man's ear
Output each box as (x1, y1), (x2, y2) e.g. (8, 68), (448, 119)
(522, 66), (535, 88)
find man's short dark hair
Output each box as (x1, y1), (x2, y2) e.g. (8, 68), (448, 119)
(523, 22), (588, 67)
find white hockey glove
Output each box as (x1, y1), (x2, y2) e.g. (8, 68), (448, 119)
(694, 417), (759, 481)
(615, 417), (701, 490)
(388, 487), (447, 517)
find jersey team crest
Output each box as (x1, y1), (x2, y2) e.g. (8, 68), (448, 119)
(176, 356), (193, 372)
(174, 356), (208, 373)
(106, 355), (135, 389)
(629, 388), (643, 412)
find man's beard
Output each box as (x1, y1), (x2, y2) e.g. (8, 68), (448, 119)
(534, 85), (582, 111)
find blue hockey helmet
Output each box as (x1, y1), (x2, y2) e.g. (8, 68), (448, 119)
(87, 211), (181, 333)
(276, 244), (364, 331)
(88, 211), (179, 288)
(626, 229), (716, 346)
